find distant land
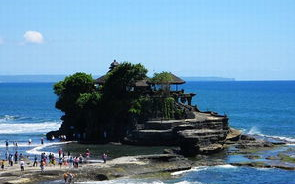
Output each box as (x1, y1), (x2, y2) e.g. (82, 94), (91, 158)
(0, 75), (235, 83)
(182, 77), (235, 81)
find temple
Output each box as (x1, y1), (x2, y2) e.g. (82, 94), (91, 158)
(94, 61), (230, 156)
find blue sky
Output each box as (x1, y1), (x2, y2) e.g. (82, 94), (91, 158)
(0, 0), (294, 80)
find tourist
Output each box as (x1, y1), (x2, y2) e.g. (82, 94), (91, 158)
(58, 149), (63, 158)
(14, 151), (18, 164)
(33, 155), (38, 167)
(74, 157), (79, 168)
(20, 159), (25, 171)
(8, 154), (13, 166)
(1, 160), (5, 170)
(40, 160), (45, 172)
(19, 153), (24, 160)
(68, 156), (73, 168)
(78, 154), (83, 164)
(58, 157), (63, 168)
(102, 153), (107, 163)
(5, 140), (8, 148)
(85, 149), (90, 158)
(5, 150), (9, 160)
(64, 172), (75, 184)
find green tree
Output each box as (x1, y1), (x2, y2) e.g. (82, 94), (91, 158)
(150, 72), (173, 96)
(100, 62), (148, 140)
(54, 72), (95, 112)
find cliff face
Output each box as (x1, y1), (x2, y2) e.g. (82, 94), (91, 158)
(124, 110), (229, 156)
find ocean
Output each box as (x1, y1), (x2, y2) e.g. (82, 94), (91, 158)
(0, 81), (295, 184)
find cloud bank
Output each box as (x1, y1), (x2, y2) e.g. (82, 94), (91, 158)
(23, 31), (44, 44)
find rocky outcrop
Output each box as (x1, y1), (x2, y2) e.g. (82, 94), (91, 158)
(125, 111), (230, 156)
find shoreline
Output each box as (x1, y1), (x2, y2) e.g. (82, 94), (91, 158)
(0, 133), (295, 184)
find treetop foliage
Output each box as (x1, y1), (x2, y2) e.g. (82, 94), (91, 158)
(150, 71), (173, 84)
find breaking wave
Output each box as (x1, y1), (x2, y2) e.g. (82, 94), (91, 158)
(247, 126), (295, 143)
(171, 166), (209, 176)
(172, 165), (237, 176)
(0, 115), (19, 122)
(0, 121), (60, 134)
(26, 141), (72, 155)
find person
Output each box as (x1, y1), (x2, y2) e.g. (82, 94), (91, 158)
(58, 157), (63, 168)
(41, 137), (44, 145)
(40, 160), (45, 172)
(33, 155), (38, 167)
(5, 150), (9, 160)
(19, 153), (24, 160)
(28, 139), (32, 145)
(64, 172), (75, 184)
(5, 140), (8, 148)
(78, 154), (83, 164)
(58, 149), (63, 158)
(85, 149), (90, 158)
(68, 156), (73, 168)
(20, 159), (25, 171)
(8, 154), (13, 166)
(73, 157), (79, 168)
(102, 153), (107, 163)
(14, 151), (18, 164)
(1, 160), (5, 170)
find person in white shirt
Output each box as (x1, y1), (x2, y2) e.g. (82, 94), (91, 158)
(20, 160), (25, 171)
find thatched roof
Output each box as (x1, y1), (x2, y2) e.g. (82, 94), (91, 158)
(95, 75), (107, 85)
(148, 73), (185, 85)
(134, 79), (149, 87)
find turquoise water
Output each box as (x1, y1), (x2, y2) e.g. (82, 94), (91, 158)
(0, 81), (295, 183)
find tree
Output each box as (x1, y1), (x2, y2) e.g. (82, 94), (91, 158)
(150, 71), (173, 96)
(100, 62), (148, 140)
(53, 73), (97, 140)
(54, 72), (95, 112)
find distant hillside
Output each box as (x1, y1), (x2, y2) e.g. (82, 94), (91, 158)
(0, 75), (235, 83)
(0, 75), (67, 83)
(182, 77), (235, 81)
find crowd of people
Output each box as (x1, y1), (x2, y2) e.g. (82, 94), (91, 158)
(1, 139), (109, 174)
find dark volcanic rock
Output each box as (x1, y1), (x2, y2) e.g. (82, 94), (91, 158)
(178, 129), (227, 156)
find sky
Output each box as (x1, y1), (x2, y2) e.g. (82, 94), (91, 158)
(0, 0), (295, 80)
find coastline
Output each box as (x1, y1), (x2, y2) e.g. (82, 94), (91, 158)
(1, 131), (295, 184)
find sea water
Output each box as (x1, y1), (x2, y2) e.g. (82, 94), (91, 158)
(0, 81), (295, 183)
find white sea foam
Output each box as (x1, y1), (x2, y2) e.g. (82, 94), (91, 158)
(0, 115), (18, 122)
(247, 126), (261, 135)
(267, 135), (295, 143)
(247, 126), (295, 143)
(214, 164), (237, 169)
(0, 121), (60, 134)
(0, 143), (40, 148)
(76, 179), (165, 184)
(26, 141), (72, 155)
(171, 166), (208, 176)
(175, 181), (203, 184)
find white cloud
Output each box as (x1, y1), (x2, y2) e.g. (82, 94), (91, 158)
(23, 31), (44, 44)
